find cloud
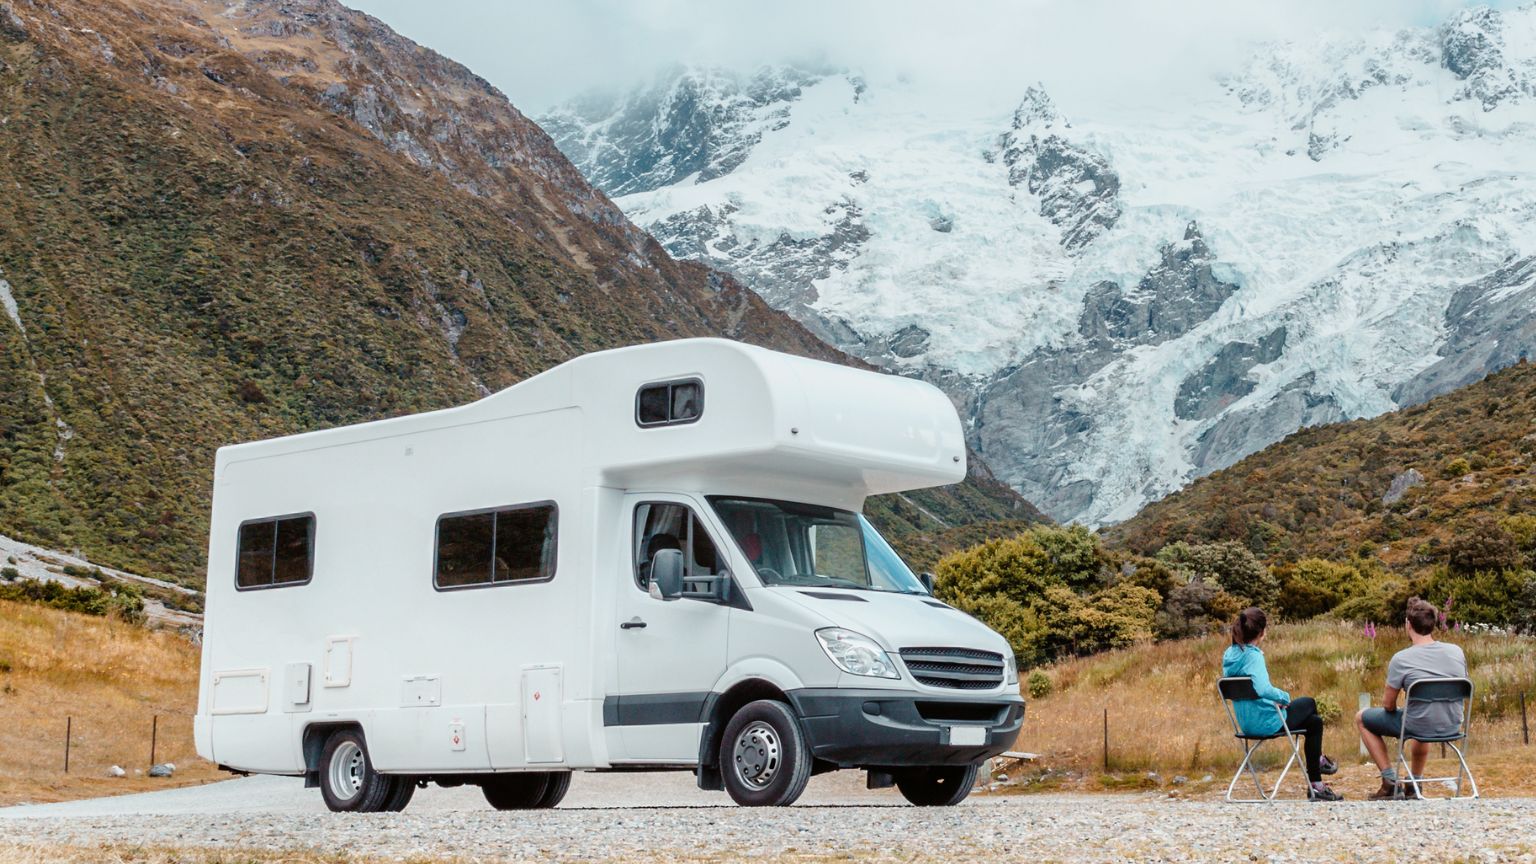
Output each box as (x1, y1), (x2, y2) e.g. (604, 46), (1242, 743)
(347, 0), (1528, 114)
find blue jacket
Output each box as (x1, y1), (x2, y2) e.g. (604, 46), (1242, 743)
(1221, 643), (1290, 736)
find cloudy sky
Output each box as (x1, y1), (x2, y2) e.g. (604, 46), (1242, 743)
(347, 0), (1528, 114)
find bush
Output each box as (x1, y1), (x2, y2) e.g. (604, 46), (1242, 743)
(1314, 693), (1344, 724)
(1425, 567), (1533, 628)
(0, 579), (146, 624)
(0, 566), (19, 581)
(1031, 524), (1110, 591)
(1277, 559), (1367, 620)
(1445, 517), (1522, 574)
(1155, 579), (1241, 640)
(1026, 669), (1053, 700)
(1157, 541), (1279, 608)
(1443, 456), (1471, 478)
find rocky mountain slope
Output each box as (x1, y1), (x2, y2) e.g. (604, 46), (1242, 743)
(543, 3), (1536, 526)
(0, 0), (1026, 585)
(1103, 360), (1536, 571)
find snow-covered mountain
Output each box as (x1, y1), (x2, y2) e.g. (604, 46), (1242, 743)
(541, 4), (1536, 526)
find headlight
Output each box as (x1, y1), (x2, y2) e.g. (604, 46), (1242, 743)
(815, 628), (900, 679)
(1004, 653), (1019, 686)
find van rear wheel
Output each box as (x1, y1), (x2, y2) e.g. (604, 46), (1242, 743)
(895, 764), (978, 806)
(482, 772), (551, 810)
(719, 699), (812, 807)
(382, 776), (417, 812)
(535, 771), (572, 808)
(319, 730), (394, 812)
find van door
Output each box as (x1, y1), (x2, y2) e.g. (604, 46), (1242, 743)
(613, 494), (732, 762)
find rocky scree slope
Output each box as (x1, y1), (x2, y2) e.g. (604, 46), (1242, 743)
(544, 4), (1536, 527)
(0, 0), (1024, 585)
(1103, 360), (1536, 572)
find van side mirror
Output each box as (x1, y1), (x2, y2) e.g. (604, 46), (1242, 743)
(919, 572), (936, 595)
(649, 548), (684, 601)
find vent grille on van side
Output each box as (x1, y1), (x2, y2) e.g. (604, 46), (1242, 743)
(899, 647), (1005, 690)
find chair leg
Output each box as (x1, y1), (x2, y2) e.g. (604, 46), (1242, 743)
(1394, 740), (1416, 800)
(1447, 743), (1479, 800)
(1227, 740), (1273, 803)
(1269, 734), (1303, 800)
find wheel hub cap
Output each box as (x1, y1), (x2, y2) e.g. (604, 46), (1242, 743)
(329, 740), (364, 801)
(733, 721), (781, 789)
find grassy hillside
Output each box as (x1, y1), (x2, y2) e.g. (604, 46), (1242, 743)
(1105, 360), (1536, 571)
(1013, 621), (1536, 798)
(0, 599), (216, 805)
(0, 0), (1026, 586)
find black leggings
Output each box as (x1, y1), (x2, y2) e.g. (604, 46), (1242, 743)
(1286, 697), (1325, 782)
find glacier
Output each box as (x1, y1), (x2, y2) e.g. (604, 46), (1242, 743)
(542, 5), (1536, 526)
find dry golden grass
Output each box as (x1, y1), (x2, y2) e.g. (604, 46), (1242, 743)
(0, 599), (222, 805)
(0, 846), (941, 864)
(1010, 621), (1536, 798)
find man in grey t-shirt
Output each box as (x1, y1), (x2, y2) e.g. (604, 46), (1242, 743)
(1355, 597), (1468, 800)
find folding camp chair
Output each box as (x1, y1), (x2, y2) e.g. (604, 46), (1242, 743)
(1218, 676), (1307, 803)
(1395, 677), (1478, 800)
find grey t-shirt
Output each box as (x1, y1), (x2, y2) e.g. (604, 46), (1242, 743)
(1388, 640), (1468, 736)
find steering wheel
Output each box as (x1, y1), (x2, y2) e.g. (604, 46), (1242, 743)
(754, 566), (783, 583)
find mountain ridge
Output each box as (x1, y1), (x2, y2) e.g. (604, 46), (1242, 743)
(542, 3), (1536, 527)
(0, 0), (1026, 585)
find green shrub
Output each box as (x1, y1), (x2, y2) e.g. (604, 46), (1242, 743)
(1425, 567), (1533, 628)
(1314, 693), (1343, 724)
(1026, 669), (1053, 700)
(1277, 559), (1367, 620)
(1157, 541), (1279, 608)
(1443, 456), (1471, 478)
(1445, 517), (1522, 574)
(0, 567), (19, 581)
(0, 579), (146, 624)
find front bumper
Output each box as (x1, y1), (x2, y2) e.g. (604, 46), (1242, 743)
(786, 687), (1025, 768)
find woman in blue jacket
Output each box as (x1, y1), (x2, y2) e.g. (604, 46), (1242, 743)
(1221, 607), (1342, 801)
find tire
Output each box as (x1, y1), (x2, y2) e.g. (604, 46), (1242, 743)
(895, 764), (979, 807)
(482, 772), (552, 810)
(719, 699), (812, 807)
(535, 771), (572, 809)
(381, 776), (417, 812)
(319, 729), (394, 812)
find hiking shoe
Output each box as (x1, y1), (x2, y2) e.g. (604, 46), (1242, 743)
(1308, 784), (1344, 802)
(1319, 755), (1339, 776)
(1368, 780), (1399, 801)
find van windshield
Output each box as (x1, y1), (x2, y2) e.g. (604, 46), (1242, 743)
(708, 496), (926, 594)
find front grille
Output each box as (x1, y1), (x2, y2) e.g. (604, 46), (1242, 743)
(900, 647), (1005, 690)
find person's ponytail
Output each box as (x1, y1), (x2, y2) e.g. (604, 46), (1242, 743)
(1231, 606), (1267, 646)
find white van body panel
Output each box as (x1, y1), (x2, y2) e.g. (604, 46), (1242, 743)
(196, 339), (1020, 783)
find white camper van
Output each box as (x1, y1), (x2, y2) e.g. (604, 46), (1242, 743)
(195, 338), (1024, 810)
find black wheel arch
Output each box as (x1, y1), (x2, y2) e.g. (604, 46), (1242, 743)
(695, 678), (794, 791)
(301, 721), (366, 788)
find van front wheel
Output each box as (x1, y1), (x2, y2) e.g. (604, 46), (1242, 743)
(895, 764), (978, 806)
(719, 700), (812, 807)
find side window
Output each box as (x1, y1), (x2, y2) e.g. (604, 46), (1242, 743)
(236, 513), (314, 589)
(434, 503), (557, 590)
(632, 502), (722, 591)
(635, 378), (703, 427)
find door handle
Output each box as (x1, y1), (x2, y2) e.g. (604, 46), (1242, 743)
(620, 618), (647, 630)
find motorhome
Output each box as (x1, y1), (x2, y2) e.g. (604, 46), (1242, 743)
(195, 338), (1025, 809)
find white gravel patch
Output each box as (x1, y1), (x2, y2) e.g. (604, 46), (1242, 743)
(1, 775), (1533, 861)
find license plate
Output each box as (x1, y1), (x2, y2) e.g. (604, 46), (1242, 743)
(948, 725), (987, 746)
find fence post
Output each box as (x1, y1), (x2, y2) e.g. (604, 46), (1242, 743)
(1103, 707), (1109, 772)
(64, 716), (71, 774)
(1358, 693), (1370, 758)
(150, 715), (158, 766)
(1522, 692), (1529, 746)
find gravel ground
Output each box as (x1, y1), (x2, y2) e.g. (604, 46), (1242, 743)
(2, 775), (1534, 862)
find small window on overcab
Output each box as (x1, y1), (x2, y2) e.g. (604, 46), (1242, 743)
(632, 502), (724, 592)
(635, 378), (703, 427)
